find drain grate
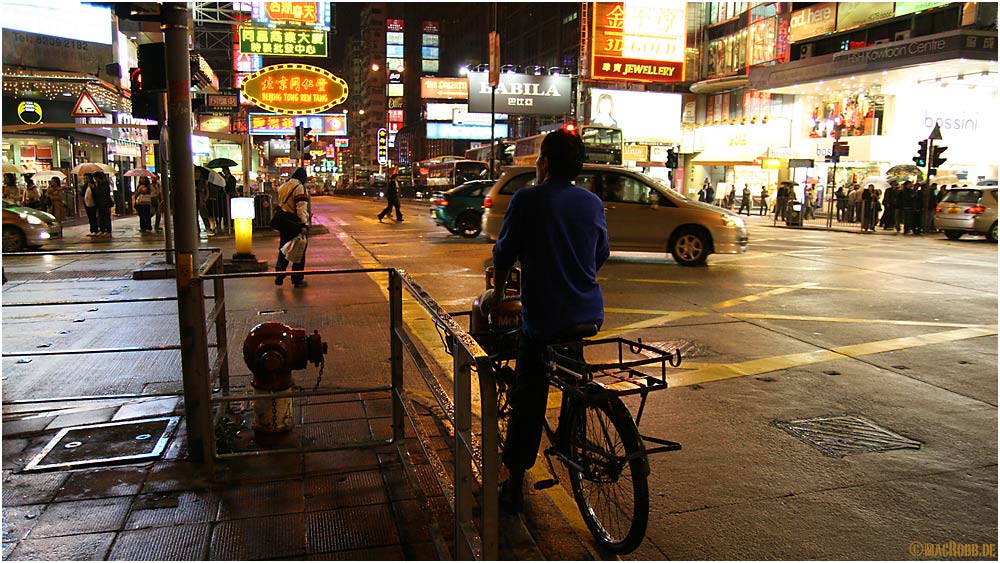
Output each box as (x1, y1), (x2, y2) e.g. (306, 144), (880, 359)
(24, 416), (180, 471)
(772, 414), (922, 458)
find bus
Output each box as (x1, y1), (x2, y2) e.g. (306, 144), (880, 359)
(465, 141), (514, 176)
(512, 125), (624, 166)
(412, 156), (468, 190)
(425, 159), (490, 192)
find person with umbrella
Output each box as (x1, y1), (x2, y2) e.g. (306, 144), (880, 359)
(133, 176), (154, 233)
(274, 167), (311, 288)
(21, 177), (41, 209)
(3, 173), (19, 201)
(46, 176), (66, 224)
(92, 172), (114, 236)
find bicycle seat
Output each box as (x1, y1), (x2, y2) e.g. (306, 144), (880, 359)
(552, 323), (599, 342)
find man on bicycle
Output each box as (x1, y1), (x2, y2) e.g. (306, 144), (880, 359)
(484, 128), (610, 514)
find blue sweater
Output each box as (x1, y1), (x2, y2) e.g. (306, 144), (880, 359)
(492, 177), (610, 341)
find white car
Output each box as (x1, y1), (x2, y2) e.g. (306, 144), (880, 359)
(482, 165), (748, 266)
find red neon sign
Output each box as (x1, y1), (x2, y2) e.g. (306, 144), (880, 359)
(265, 2), (319, 24)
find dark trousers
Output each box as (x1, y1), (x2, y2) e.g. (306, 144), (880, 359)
(502, 329), (552, 472)
(738, 200), (751, 215)
(275, 228), (307, 284)
(85, 205), (98, 233)
(378, 196), (403, 221)
(98, 206), (112, 233)
(136, 204), (152, 231)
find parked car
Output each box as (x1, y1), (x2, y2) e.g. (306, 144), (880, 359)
(482, 165), (749, 266)
(3, 199), (62, 252)
(429, 179), (494, 238)
(934, 186), (998, 242)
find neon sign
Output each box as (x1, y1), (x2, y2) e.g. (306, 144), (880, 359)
(590, 2), (686, 83)
(240, 63), (348, 115)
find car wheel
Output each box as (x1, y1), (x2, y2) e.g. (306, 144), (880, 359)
(3, 225), (26, 253)
(457, 211), (482, 238)
(987, 222), (998, 243)
(446, 225), (461, 235)
(670, 227), (709, 266)
(944, 230), (963, 240)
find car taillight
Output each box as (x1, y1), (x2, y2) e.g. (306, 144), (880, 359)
(483, 195), (493, 209)
(935, 205), (942, 213)
(436, 199), (448, 207)
(966, 205), (985, 214)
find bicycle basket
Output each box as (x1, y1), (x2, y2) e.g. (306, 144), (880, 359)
(546, 337), (681, 399)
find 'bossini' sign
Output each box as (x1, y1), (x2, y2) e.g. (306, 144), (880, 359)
(467, 71), (572, 115)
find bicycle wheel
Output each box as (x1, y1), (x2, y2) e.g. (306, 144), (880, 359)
(565, 395), (649, 554)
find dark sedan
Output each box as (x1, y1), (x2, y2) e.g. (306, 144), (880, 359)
(429, 179), (494, 238)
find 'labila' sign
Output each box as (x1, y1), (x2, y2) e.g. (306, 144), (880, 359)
(241, 63), (347, 115)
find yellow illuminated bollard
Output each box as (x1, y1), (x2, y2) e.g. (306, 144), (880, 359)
(231, 197), (255, 257)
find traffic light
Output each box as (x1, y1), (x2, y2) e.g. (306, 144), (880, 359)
(931, 145), (947, 169)
(294, 124), (313, 160)
(129, 67), (158, 121)
(913, 139), (928, 167)
(665, 148), (678, 169)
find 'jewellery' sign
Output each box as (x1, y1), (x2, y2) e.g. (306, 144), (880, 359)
(467, 72), (571, 115)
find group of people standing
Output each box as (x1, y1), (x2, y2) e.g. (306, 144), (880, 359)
(836, 181), (947, 234)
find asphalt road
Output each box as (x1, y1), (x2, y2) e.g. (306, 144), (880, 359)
(319, 194), (998, 560)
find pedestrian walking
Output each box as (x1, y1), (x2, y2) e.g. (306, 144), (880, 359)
(726, 186), (737, 210)
(195, 176), (215, 234)
(481, 129), (609, 515)
(738, 184), (752, 215)
(775, 183), (789, 221)
(377, 174), (404, 222)
(274, 167), (311, 288)
(150, 176), (163, 231)
(133, 177), (153, 232)
(804, 185), (816, 220)
(83, 175), (99, 236)
(93, 172), (113, 236)
(46, 177), (66, 224)
(758, 185), (768, 215)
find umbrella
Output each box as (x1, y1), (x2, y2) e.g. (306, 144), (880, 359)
(885, 164), (924, 180)
(3, 162), (25, 174)
(124, 168), (157, 178)
(858, 176), (890, 191)
(929, 174), (963, 186)
(71, 162), (115, 175)
(205, 157), (238, 169)
(195, 165), (225, 187)
(29, 170), (66, 183)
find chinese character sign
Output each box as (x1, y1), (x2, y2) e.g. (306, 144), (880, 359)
(252, 2), (329, 29)
(590, 1), (686, 83)
(248, 112), (348, 136)
(239, 25), (327, 57)
(377, 128), (388, 165)
(241, 64), (348, 115)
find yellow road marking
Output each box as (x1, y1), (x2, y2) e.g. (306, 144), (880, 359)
(711, 283), (815, 309)
(596, 311), (707, 339)
(667, 326), (997, 388)
(728, 312), (995, 329)
(621, 278), (698, 285)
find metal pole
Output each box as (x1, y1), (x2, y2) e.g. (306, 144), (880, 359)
(163, 3), (212, 464)
(156, 93), (174, 264)
(389, 270), (404, 444)
(490, 86), (496, 179)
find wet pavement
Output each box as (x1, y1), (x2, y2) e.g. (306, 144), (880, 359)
(1, 210), (582, 560)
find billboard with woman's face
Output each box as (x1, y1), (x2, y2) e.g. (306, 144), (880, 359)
(589, 88), (682, 143)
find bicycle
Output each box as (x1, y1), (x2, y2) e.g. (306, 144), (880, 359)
(441, 268), (683, 554)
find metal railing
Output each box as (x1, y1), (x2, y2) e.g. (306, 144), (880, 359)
(196, 267), (500, 560)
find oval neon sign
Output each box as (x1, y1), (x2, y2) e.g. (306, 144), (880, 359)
(241, 63), (348, 115)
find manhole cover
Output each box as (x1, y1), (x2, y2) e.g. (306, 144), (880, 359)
(24, 416), (180, 472)
(772, 414), (921, 458)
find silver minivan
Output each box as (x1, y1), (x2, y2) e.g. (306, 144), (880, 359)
(482, 165), (749, 266)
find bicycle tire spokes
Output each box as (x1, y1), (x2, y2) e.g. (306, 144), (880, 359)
(567, 398), (648, 554)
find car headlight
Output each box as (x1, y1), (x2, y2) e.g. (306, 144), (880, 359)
(721, 215), (745, 228)
(20, 213), (45, 225)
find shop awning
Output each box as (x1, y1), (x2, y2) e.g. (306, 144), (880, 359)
(691, 146), (765, 166)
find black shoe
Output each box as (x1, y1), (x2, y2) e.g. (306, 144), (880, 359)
(274, 277), (284, 286)
(377, 215), (383, 222)
(395, 217), (404, 222)
(498, 480), (523, 515)
(293, 280), (307, 288)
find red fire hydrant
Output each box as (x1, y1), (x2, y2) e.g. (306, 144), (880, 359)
(242, 322), (327, 437)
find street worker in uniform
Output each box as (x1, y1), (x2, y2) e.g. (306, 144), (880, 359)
(482, 128), (610, 514)
(274, 167), (311, 288)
